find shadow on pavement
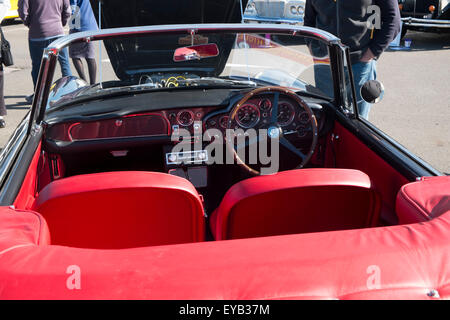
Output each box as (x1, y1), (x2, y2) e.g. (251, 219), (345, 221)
(5, 95), (27, 99)
(5, 96), (30, 109)
(6, 103), (30, 110)
(1, 19), (23, 27)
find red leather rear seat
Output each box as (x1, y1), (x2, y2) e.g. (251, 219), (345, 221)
(396, 176), (450, 224)
(33, 171), (205, 249)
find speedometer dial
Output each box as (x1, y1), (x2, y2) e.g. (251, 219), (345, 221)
(274, 101), (295, 127)
(236, 103), (260, 128)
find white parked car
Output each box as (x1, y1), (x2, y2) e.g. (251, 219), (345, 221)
(244, 0), (305, 25)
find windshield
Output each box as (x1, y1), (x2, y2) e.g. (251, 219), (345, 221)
(47, 31), (335, 108)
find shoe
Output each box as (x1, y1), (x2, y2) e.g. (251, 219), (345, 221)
(0, 118), (5, 128)
(25, 94), (34, 104)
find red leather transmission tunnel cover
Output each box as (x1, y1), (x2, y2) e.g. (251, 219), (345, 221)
(33, 171), (205, 249)
(211, 169), (380, 240)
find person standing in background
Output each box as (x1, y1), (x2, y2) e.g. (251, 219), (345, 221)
(18, 0), (73, 103)
(0, 0), (11, 128)
(304, 0), (401, 120)
(69, 0), (98, 84)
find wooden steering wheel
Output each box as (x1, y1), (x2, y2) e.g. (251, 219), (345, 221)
(226, 86), (318, 175)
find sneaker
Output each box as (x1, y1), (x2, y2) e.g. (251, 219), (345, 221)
(25, 94), (34, 104)
(0, 118), (5, 128)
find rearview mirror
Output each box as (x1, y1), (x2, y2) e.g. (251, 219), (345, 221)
(173, 44), (219, 62)
(361, 80), (385, 104)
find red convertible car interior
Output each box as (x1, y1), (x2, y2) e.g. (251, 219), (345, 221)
(0, 0), (449, 300)
(0, 172), (449, 299)
(1, 120), (449, 299)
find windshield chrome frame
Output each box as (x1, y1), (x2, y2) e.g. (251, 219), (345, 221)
(28, 23), (348, 133)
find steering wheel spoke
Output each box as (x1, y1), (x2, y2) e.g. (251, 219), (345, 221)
(280, 137), (307, 160)
(270, 91), (280, 124)
(234, 133), (263, 151)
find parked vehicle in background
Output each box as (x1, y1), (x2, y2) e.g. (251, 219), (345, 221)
(398, 0), (450, 36)
(4, 0), (18, 20)
(244, 0), (305, 25)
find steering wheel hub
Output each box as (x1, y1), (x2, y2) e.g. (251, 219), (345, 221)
(268, 126), (282, 139)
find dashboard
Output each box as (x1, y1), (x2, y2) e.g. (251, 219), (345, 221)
(46, 93), (328, 145)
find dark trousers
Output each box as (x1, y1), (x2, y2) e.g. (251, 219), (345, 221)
(0, 65), (5, 116)
(28, 37), (72, 88)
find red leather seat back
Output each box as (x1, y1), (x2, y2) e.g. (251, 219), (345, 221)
(211, 169), (380, 240)
(33, 171), (204, 249)
(396, 176), (450, 224)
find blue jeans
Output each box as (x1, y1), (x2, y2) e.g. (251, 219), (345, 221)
(314, 59), (377, 120)
(352, 60), (377, 120)
(29, 37), (72, 88)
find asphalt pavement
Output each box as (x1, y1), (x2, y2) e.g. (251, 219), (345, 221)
(0, 20), (449, 173)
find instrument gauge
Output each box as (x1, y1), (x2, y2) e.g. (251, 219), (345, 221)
(236, 103), (260, 128)
(176, 110), (195, 126)
(298, 111), (310, 124)
(258, 98), (272, 112)
(274, 101), (296, 127)
(219, 115), (230, 129)
(296, 124), (308, 138)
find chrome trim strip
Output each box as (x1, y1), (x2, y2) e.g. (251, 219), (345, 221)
(243, 17), (304, 24)
(402, 17), (450, 27)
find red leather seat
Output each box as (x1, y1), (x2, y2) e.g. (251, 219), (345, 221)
(210, 169), (380, 240)
(33, 171), (205, 249)
(396, 176), (450, 224)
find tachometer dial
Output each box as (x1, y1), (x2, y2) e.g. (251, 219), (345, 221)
(274, 101), (295, 127)
(176, 110), (194, 126)
(298, 111), (309, 124)
(235, 103), (260, 128)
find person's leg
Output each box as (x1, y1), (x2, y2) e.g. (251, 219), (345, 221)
(72, 58), (87, 82)
(313, 64), (334, 98)
(28, 39), (47, 89)
(351, 60), (377, 120)
(86, 58), (97, 84)
(58, 46), (72, 78)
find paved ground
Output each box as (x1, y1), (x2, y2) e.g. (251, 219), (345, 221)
(1, 20), (449, 173)
(372, 30), (450, 174)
